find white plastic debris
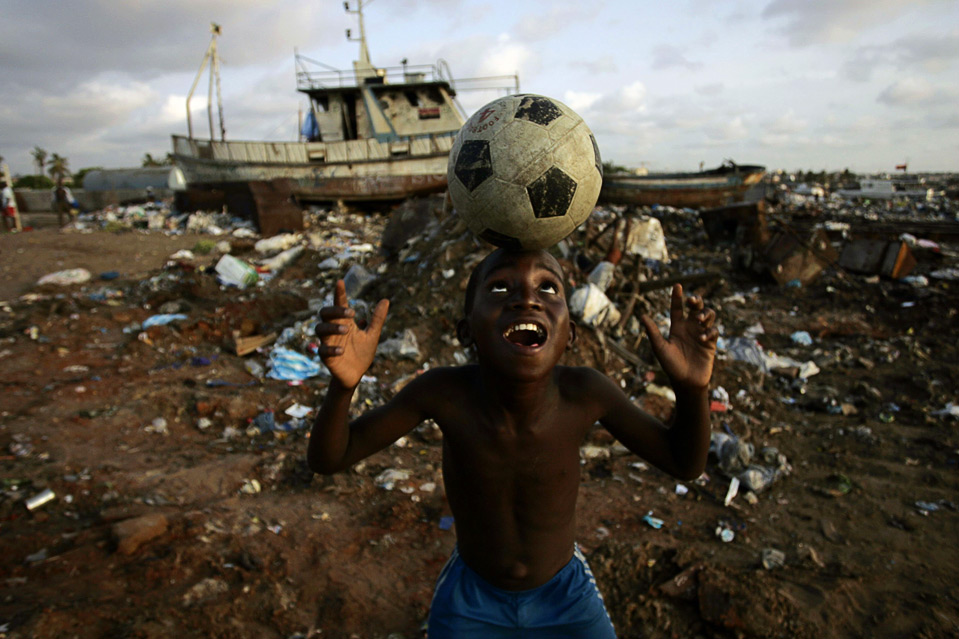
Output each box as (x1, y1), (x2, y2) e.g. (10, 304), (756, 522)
(375, 469), (411, 490)
(254, 233), (301, 254)
(259, 246), (304, 274)
(569, 283), (621, 328)
(625, 216), (669, 262)
(215, 255), (258, 289)
(587, 261), (617, 292)
(37, 268), (92, 286)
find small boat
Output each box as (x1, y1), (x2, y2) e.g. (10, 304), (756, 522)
(171, 2), (518, 203)
(599, 161), (766, 208)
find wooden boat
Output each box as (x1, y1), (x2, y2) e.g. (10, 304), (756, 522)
(171, 2), (517, 202)
(599, 161), (766, 208)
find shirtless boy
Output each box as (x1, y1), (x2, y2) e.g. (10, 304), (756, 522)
(309, 248), (718, 637)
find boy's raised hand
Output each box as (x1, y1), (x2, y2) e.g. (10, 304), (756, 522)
(640, 284), (719, 391)
(315, 280), (390, 389)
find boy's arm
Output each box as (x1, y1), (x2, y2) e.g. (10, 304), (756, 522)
(597, 284), (717, 480)
(308, 279), (396, 474)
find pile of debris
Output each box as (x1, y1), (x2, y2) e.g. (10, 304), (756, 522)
(2, 189), (958, 638)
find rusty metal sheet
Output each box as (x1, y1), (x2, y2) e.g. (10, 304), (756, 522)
(763, 228), (837, 286)
(839, 239), (915, 279)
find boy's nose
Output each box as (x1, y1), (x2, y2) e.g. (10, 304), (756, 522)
(510, 285), (542, 309)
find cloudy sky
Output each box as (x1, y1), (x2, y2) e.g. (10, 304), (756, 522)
(1, 0), (956, 178)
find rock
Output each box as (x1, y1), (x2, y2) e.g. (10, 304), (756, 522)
(113, 512), (169, 555)
(182, 577), (229, 607)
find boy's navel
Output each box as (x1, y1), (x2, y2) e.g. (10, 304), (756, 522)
(509, 562), (529, 580)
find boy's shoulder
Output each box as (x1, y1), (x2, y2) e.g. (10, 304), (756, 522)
(555, 365), (618, 399)
(402, 364), (478, 395)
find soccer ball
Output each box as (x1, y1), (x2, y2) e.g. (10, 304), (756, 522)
(448, 94), (603, 250)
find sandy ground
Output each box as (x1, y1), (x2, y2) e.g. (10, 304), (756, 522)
(1, 199), (958, 638)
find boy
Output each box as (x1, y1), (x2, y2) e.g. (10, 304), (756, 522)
(309, 248), (718, 637)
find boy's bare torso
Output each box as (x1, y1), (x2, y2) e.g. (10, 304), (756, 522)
(420, 364), (602, 590)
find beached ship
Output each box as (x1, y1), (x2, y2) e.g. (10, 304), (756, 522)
(599, 161), (766, 208)
(171, 2), (518, 202)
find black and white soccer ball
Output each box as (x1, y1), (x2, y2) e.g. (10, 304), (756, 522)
(447, 94), (603, 250)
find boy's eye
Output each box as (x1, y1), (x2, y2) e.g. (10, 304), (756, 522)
(540, 282), (558, 294)
(490, 283), (508, 294)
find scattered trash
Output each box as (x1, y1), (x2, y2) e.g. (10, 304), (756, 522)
(642, 512), (665, 529)
(715, 524), (735, 543)
(215, 254), (259, 288)
(569, 283), (621, 328)
(267, 347), (326, 381)
(790, 331), (813, 346)
(377, 329), (421, 361)
(931, 403), (959, 419)
(25, 488), (56, 511)
(37, 268), (92, 286)
(142, 314), (188, 328)
(375, 469), (411, 491)
(724, 477), (739, 506)
(761, 548), (786, 570)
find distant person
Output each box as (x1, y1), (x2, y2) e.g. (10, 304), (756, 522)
(1, 181), (16, 232)
(51, 180), (76, 227)
(309, 247), (718, 637)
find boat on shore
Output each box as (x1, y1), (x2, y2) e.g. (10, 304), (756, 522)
(599, 161), (766, 208)
(171, 2), (518, 203)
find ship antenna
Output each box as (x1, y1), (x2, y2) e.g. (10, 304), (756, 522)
(345, 1), (380, 82)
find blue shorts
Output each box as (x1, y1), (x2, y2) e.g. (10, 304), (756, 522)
(427, 546), (616, 638)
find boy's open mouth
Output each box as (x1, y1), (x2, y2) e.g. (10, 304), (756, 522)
(503, 322), (547, 348)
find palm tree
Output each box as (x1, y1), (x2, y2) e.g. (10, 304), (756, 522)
(32, 147), (48, 176)
(48, 153), (70, 184)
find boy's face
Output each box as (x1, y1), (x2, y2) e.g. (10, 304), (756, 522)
(459, 249), (573, 380)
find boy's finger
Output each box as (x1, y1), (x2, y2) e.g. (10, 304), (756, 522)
(368, 299), (390, 335)
(333, 279), (348, 308)
(640, 314), (667, 350)
(700, 308), (716, 328)
(686, 295), (704, 313)
(317, 344), (344, 358)
(315, 322), (348, 337)
(669, 284), (684, 326)
(319, 306), (355, 322)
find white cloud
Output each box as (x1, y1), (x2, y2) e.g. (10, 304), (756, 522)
(761, 0), (941, 46)
(766, 109), (807, 135)
(512, 4), (598, 42)
(476, 35), (534, 78)
(703, 116), (749, 143)
(651, 44), (703, 71)
(877, 78), (936, 105)
(695, 83), (725, 96)
(562, 91), (602, 113)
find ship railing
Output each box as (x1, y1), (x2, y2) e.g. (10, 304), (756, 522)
(296, 53), (446, 89)
(294, 52), (520, 95)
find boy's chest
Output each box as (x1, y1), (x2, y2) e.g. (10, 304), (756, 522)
(440, 403), (586, 473)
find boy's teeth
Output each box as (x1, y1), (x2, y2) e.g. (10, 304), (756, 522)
(504, 323), (545, 338)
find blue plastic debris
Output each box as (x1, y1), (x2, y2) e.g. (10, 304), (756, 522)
(790, 331), (813, 346)
(642, 512), (664, 529)
(439, 516), (455, 531)
(267, 347), (325, 381)
(142, 313), (188, 328)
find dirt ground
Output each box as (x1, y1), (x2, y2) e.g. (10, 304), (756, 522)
(1, 198), (958, 639)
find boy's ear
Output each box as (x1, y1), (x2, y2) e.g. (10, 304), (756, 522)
(567, 321), (577, 350)
(456, 318), (473, 346)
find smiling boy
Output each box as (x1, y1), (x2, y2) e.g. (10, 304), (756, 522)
(309, 248), (718, 637)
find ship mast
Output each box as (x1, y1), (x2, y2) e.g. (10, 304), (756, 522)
(185, 23), (226, 141)
(345, 1), (383, 83)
